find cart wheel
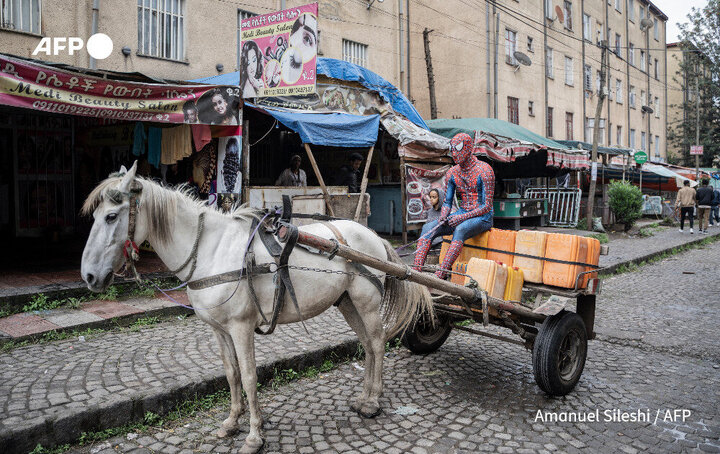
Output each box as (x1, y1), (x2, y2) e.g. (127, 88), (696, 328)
(401, 313), (452, 354)
(532, 311), (587, 396)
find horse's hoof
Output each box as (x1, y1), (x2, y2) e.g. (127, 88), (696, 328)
(357, 403), (382, 419)
(216, 426), (239, 438)
(239, 436), (264, 454)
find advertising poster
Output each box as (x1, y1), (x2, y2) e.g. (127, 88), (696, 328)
(404, 164), (452, 224)
(217, 136), (242, 194)
(240, 3), (318, 98)
(0, 54), (240, 124)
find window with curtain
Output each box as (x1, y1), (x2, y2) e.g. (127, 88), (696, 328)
(565, 56), (573, 85)
(546, 47), (554, 78)
(546, 107), (554, 137)
(507, 97), (519, 124)
(565, 112), (573, 140)
(505, 29), (518, 64)
(137, 0), (185, 61)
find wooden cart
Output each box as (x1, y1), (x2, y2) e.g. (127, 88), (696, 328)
(278, 226), (602, 397)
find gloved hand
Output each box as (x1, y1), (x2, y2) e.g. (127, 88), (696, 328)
(447, 215), (463, 228)
(438, 205), (451, 224)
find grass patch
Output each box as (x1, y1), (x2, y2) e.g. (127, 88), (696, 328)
(129, 316), (160, 331)
(455, 319), (474, 327)
(589, 233), (609, 244)
(97, 286), (120, 301)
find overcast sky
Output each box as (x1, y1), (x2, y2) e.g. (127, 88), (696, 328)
(652, 0), (708, 43)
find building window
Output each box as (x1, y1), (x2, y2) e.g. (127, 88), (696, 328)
(640, 90), (646, 107)
(238, 9), (255, 20)
(654, 58), (659, 79)
(505, 29), (518, 65)
(628, 0), (635, 21)
(615, 33), (621, 55)
(583, 14), (591, 41)
(546, 47), (553, 78)
(640, 50), (646, 71)
(528, 100), (535, 116)
(596, 21), (603, 44)
(616, 79), (623, 103)
(629, 86), (636, 108)
(507, 97), (519, 124)
(137, 0), (185, 61)
(565, 112), (573, 140)
(628, 43), (634, 66)
(596, 70), (601, 93)
(615, 0), (621, 12)
(654, 96), (660, 118)
(563, 1), (572, 30)
(583, 64), (592, 91)
(584, 118), (605, 143)
(1, 0), (41, 34)
(629, 129), (636, 148)
(546, 107), (554, 137)
(616, 125), (622, 145)
(654, 135), (660, 156)
(342, 39), (368, 67)
(641, 131), (646, 150)
(527, 36), (534, 52)
(653, 18), (659, 41)
(564, 56), (573, 85)
(639, 5), (645, 21)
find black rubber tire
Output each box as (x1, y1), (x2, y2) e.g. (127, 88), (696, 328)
(402, 313), (453, 354)
(532, 311), (588, 396)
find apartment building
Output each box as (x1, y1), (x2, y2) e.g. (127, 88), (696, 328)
(409, 0), (668, 160)
(0, 0), (404, 85)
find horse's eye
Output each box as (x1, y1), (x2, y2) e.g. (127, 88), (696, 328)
(106, 213), (118, 223)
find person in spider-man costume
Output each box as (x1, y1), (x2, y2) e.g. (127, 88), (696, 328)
(413, 132), (495, 278)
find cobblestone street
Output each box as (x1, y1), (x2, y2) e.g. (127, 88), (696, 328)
(63, 242), (720, 454)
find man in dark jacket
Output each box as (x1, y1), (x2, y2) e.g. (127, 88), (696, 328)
(696, 179), (714, 234)
(336, 152), (363, 193)
(709, 185), (720, 227)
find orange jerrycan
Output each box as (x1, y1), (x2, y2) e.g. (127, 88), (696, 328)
(486, 229), (516, 267)
(492, 263), (509, 299)
(504, 266), (524, 302)
(439, 231), (489, 264)
(464, 257), (496, 292)
(542, 233), (588, 288)
(579, 237), (601, 288)
(450, 261), (468, 286)
(513, 230), (547, 283)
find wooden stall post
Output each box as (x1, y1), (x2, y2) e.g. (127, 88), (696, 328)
(241, 119), (250, 204)
(303, 143), (336, 217)
(353, 145), (375, 222)
(400, 156), (408, 244)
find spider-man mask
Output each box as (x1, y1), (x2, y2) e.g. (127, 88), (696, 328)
(450, 133), (474, 167)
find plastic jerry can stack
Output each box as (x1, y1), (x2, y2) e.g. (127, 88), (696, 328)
(580, 237), (601, 288)
(486, 228), (517, 267)
(492, 263), (508, 299)
(439, 231), (489, 264)
(513, 230), (547, 283)
(542, 233), (589, 288)
(450, 261), (468, 286)
(464, 258), (503, 316)
(504, 266), (524, 302)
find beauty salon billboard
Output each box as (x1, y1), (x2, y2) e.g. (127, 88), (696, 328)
(240, 2), (318, 98)
(0, 53), (240, 125)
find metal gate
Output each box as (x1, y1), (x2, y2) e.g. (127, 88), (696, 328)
(524, 187), (582, 227)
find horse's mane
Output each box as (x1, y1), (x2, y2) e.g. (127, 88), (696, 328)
(81, 175), (261, 244)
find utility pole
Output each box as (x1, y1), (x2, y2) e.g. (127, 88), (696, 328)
(586, 41), (608, 230)
(423, 28), (438, 119)
(695, 66), (700, 181)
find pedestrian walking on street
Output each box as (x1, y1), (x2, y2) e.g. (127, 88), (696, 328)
(676, 180), (696, 234)
(696, 179), (714, 234)
(709, 185), (720, 227)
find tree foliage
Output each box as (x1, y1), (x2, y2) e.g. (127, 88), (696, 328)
(667, 0), (720, 167)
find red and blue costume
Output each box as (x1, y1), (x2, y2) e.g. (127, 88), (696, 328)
(413, 133), (495, 278)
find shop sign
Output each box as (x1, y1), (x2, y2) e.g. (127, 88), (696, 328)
(0, 53), (240, 125)
(240, 3), (318, 98)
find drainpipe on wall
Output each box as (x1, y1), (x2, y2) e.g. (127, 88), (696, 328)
(625, 0), (630, 148)
(399, 0), (405, 93)
(581, 0), (586, 142)
(493, 9), (498, 119)
(663, 22), (667, 160)
(406, 0), (411, 101)
(89, 0), (100, 69)
(486, 2), (491, 118)
(542, 1), (548, 133)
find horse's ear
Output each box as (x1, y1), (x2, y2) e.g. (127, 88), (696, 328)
(118, 161), (138, 192)
(119, 164), (128, 174)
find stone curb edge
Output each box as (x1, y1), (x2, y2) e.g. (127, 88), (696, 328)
(0, 338), (361, 454)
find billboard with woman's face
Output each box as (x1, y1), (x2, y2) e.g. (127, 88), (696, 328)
(240, 3), (317, 98)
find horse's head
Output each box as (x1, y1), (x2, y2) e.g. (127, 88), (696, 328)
(81, 161), (148, 292)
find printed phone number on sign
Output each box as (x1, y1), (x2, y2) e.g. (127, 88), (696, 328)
(31, 100), (167, 121)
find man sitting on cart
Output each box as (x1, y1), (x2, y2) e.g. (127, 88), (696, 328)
(413, 132), (495, 279)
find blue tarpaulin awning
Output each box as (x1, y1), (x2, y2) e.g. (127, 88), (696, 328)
(248, 104), (380, 147)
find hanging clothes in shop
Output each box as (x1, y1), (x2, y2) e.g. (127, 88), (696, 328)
(161, 124), (193, 165)
(191, 124), (212, 152)
(147, 127), (162, 168)
(132, 122), (146, 157)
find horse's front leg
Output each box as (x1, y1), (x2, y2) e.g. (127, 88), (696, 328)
(212, 328), (244, 438)
(229, 321), (264, 454)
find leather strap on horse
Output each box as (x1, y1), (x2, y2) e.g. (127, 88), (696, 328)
(168, 212), (206, 281)
(320, 221), (384, 295)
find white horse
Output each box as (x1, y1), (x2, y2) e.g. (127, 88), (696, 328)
(80, 163), (433, 453)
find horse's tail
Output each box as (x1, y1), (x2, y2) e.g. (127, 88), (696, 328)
(380, 239), (435, 341)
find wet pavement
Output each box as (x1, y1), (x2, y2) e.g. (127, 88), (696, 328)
(63, 241), (720, 453)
